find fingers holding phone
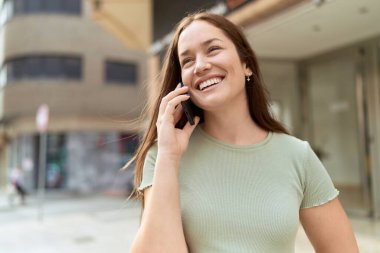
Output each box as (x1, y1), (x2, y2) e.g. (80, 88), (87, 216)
(156, 83), (200, 156)
(157, 84), (187, 123)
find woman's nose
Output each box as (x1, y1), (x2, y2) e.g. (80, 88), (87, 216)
(193, 57), (211, 75)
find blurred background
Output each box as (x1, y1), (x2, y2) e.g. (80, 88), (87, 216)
(0, 0), (379, 252)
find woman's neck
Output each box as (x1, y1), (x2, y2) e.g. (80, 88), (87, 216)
(201, 105), (268, 145)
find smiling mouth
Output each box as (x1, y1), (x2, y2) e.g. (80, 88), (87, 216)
(198, 77), (223, 91)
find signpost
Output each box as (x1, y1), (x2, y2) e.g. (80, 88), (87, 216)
(36, 104), (49, 222)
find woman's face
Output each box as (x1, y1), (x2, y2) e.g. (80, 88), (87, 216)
(177, 20), (251, 112)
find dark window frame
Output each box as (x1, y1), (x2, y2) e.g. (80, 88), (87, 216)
(2, 55), (82, 84)
(1, 0), (81, 23)
(105, 60), (138, 85)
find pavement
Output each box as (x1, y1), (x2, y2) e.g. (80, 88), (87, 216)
(0, 191), (379, 253)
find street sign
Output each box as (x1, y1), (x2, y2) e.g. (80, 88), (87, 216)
(36, 104), (49, 221)
(36, 104), (49, 132)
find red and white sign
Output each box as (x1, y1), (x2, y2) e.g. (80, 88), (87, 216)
(36, 104), (49, 132)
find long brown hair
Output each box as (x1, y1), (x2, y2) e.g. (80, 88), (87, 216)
(126, 12), (288, 202)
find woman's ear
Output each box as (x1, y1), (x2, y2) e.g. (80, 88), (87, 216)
(244, 64), (252, 76)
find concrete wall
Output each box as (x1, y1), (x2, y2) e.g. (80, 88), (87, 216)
(0, 0), (148, 129)
(0, 0), (148, 192)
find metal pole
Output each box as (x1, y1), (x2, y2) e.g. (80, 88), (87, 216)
(37, 132), (47, 222)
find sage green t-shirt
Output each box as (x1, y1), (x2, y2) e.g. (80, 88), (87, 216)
(139, 126), (339, 253)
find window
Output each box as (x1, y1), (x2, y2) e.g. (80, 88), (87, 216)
(2, 55), (82, 84)
(63, 0), (81, 13)
(45, 57), (61, 77)
(63, 58), (81, 79)
(45, 0), (62, 13)
(27, 0), (44, 13)
(13, 0), (26, 16)
(105, 60), (138, 85)
(11, 59), (24, 79)
(24, 57), (42, 77)
(2, 0), (81, 23)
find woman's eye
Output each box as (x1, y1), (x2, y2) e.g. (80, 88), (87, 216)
(181, 58), (193, 66)
(208, 46), (220, 53)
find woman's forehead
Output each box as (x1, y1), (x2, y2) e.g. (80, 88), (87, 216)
(178, 21), (228, 52)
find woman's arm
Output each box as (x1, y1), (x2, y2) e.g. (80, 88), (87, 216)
(300, 198), (359, 253)
(130, 85), (198, 253)
(130, 154), (188, 253)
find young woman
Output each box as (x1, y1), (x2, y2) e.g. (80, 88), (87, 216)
(130, 12), (359, 253)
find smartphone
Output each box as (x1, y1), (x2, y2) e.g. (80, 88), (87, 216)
(180, 82), (196, 125)
(176, 82), (203, 129)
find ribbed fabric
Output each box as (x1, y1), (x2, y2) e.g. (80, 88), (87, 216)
(139, 126), (339, 253)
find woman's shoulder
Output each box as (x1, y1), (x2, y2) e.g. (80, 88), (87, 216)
(272, 132), (310, 153)
(270, 133), (316, 169)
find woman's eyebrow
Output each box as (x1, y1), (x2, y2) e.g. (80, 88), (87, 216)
(202, 38), (222, 46)
(179, 38), (223, 57)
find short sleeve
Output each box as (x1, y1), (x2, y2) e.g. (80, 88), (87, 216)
(300, 142), (339, 209)
(137, 144), (158, 192)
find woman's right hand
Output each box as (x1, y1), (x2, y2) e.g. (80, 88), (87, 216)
(156, 84), (200, 158)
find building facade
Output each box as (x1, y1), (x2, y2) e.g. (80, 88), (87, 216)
(0, 0), (151, 195)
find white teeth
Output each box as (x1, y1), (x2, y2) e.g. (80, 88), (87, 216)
(199, 77), (222, 91)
